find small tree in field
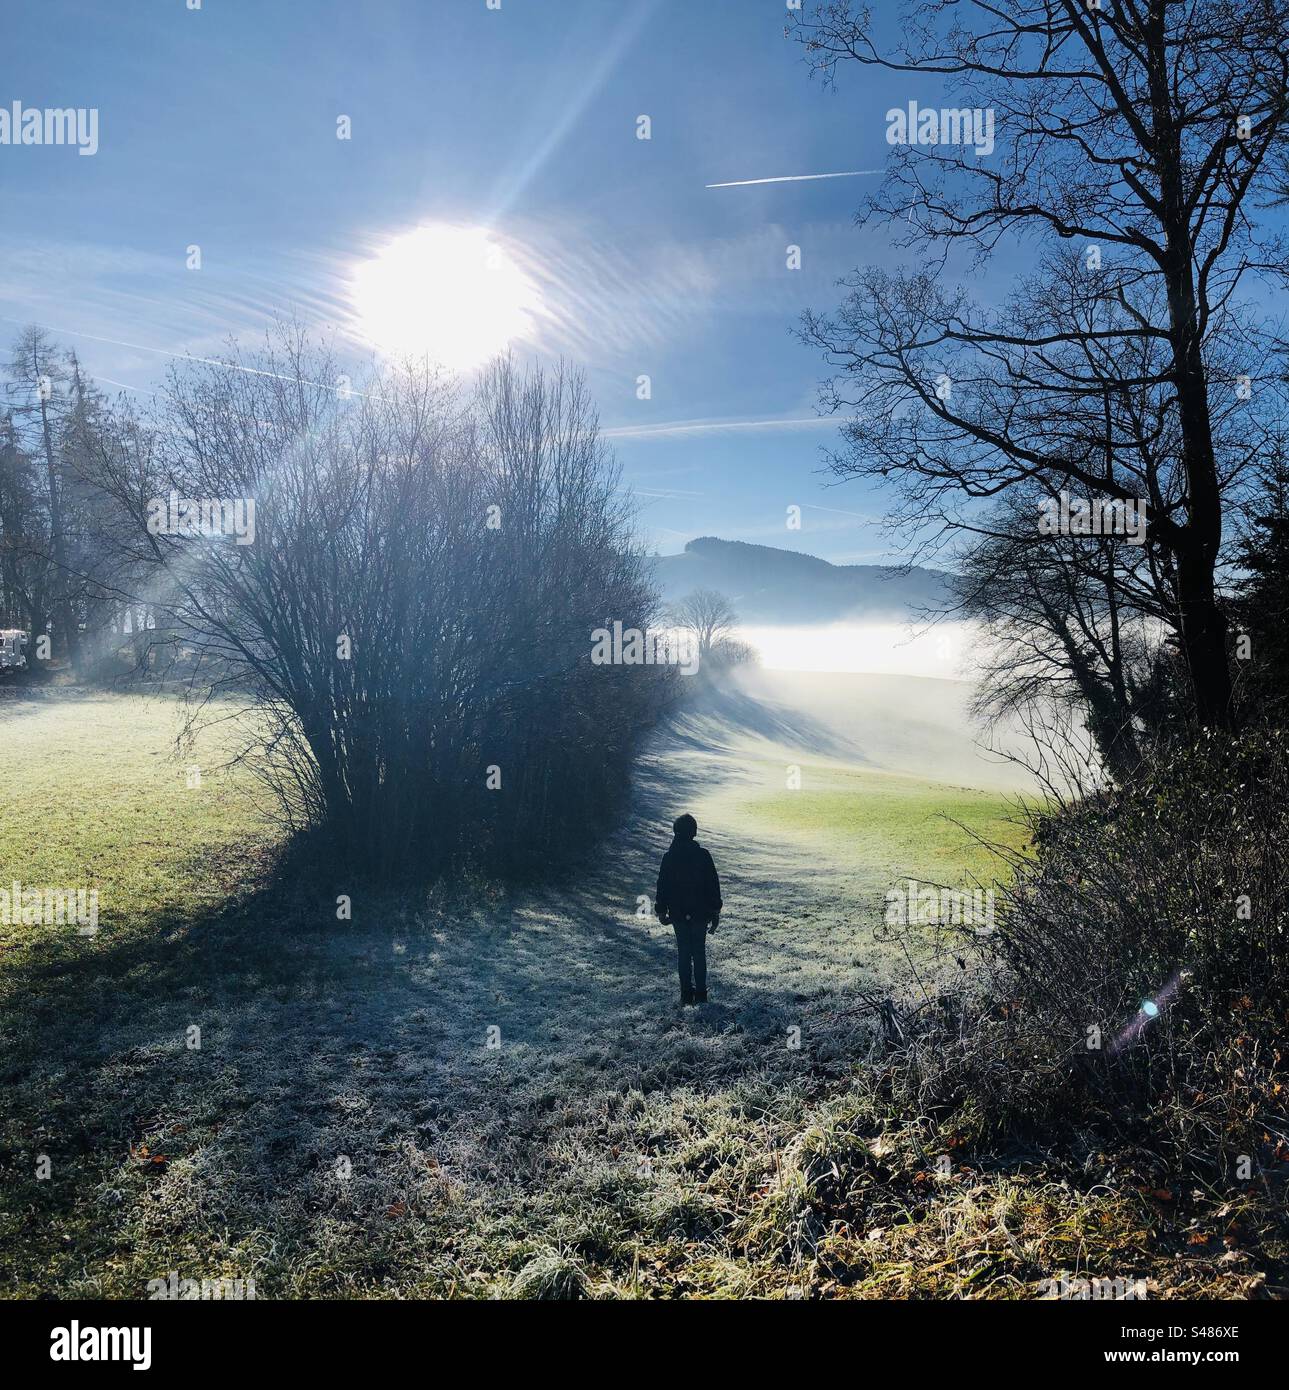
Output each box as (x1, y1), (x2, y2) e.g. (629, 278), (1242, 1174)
(669, 588), (738, 663)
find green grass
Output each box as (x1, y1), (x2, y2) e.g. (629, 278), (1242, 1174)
(741, 762), (1030, 889)
(0, 691), (1262, 1300)
(0, 691), (274, 950)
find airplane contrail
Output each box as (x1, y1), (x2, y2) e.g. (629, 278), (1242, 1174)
(705, 170), (882, 188)
(604, 415), (859, 441)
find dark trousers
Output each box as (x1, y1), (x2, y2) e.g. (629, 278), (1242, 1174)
(673, 919), (707, 996)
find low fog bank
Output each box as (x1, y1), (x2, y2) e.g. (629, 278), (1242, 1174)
(737, 620), (984, 680)
(685, 660), (1039, 793)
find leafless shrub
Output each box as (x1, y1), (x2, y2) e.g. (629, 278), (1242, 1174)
(891, 730), (1289, 1182)
(99, 327), (671, 878)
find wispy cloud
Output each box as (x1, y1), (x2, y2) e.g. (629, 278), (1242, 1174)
(0, 313), (384, 402)
(604, 414), (858, 441)
(0, 233), (350, 389)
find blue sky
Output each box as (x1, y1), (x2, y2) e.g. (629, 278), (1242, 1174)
(1, 0), (1006, 564)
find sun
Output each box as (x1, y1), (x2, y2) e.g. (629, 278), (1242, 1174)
(350, 223), (542, 371)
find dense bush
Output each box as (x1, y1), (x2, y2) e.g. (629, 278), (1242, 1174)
(895, 730), (1288, 1181)
(101, 332), (672, 878)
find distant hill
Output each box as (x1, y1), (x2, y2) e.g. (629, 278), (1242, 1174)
(650, 537), (952, 624)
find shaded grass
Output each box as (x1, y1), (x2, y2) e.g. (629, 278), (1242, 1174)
(0, 692), (1276, 1299)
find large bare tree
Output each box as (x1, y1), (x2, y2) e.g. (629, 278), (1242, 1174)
(792, 0), (1289, 728)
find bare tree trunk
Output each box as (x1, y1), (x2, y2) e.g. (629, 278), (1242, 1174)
(33, 351), (75, 665)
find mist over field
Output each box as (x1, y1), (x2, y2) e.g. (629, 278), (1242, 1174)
(738, 620), (979, 679)
(704, 664), (1033, 790)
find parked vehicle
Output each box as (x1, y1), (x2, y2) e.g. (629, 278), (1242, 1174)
(0, 629), (29, 670)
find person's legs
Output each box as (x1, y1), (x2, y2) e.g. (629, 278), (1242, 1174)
(692, 922), (708, 1001)
(674, 922), (695, 1001)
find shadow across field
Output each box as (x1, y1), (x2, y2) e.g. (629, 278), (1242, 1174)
(0, 726), (891, 1297)
(662, 681), (869, 764)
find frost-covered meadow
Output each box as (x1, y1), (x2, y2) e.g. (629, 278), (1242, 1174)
(19, 682), (1243, 1300)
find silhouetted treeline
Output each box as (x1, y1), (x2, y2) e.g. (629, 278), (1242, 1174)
(793, 0), (1289, 745)
(0, 327), (154, 670)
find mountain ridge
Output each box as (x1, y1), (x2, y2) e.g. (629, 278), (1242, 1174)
(650, 537), (952, 625)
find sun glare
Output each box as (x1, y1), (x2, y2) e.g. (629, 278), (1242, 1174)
(350, 223), (542, 372)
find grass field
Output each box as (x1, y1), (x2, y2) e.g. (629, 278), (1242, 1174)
(0, 691), (272, 941)
(1, 687), (1262, 1299)
(743, 764), (1028, 888)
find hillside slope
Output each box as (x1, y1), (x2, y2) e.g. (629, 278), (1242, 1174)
(666, 666), (1035, 793)
(650, 538), (952, 624)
